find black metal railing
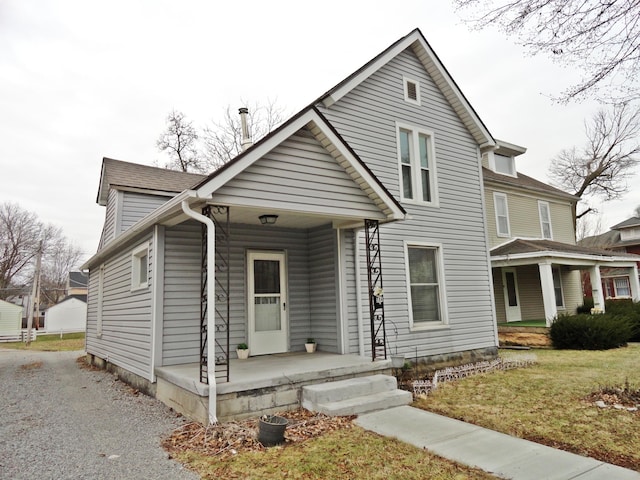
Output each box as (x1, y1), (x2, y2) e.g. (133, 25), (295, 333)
(365, 219), (386, 361)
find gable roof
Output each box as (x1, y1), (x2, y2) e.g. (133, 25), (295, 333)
(482, 167), (578, 201)
(611, 216), (640, 230)
(579, 230), (622, 249)
(97, 158), (206, 205)
(316, 28), (495, 148)
(194, 107), (406, 221)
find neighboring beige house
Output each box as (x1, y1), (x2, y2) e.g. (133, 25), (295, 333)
(482, 141), (640, 325)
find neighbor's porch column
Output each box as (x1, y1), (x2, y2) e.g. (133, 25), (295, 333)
(588, 265), (605, 313)
(630, 264), (640, 302)
(538, 262), (557, 327)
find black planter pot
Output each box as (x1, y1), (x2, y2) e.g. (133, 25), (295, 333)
(258, 415), (288, 446)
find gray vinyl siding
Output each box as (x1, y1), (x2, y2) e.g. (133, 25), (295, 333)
(560, 270), (582, 314)
(308, 224), (338, 353)
(86, 233), (154, 379)
(492, 268), (506, 323)
(161, 221), (337, 365)
(212, 129), (384, 220)
(98, 189), (119, 249)
(121, 192), (171, 233)
(516, 265), (545, 320)
(320, 47), (496, 358)
(162, 222), (201, 366)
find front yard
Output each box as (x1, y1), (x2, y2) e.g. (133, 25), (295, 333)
(414, 345), (640, 470)
(1, 332), (85, 351)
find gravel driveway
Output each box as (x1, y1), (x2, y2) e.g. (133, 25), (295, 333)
(0, 349), (199, 480)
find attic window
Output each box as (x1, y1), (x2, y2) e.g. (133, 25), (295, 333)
(494, 154), (516, 177)
(403, 76), (421, 105)
(131, 243), (149, 291)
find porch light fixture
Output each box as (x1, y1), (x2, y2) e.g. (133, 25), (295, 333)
(259, 214), (278, 225)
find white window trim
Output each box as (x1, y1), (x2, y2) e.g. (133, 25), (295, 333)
(404, 241), (449, 330)
(493, 192), (511, 238)
(396, 121), (439, 206)
(131, 242), (149, 291)
(538, 201), (553, 240)
(613, 276), (632, 298)
(97, 264), (104, 338)
(403, 76), (421, 105)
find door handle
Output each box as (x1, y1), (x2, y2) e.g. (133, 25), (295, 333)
(283, 302), (286, 311)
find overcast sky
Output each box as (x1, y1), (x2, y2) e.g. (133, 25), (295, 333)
(1, 0), (638, 263)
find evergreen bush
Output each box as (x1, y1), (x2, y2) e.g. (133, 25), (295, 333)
(550, 313), (634, 350)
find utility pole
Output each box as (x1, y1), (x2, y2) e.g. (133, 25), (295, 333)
(26, 239), (43, 346)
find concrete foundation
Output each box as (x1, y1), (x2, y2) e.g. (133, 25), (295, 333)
(412, 346), (499, 370)
(85, 353), (156, 397)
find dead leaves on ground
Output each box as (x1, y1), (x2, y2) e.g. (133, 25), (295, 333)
(162, 409), (355, 460)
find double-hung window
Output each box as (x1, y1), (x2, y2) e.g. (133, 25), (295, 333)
(131, 243), (149, 291)
(397, 123), (437, 205)
(493, 192), (510, 237)
(405, 243), (446, 327)
(538, 201), (553, 239)
(552, 267), (564, 308)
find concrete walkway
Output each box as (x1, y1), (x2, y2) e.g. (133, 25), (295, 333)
(356, 406), (640, 480)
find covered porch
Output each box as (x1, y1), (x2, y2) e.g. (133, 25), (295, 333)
(155, 352), (393, 423)
(491, 239), (640, 326)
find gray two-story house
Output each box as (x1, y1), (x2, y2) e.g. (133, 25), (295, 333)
(83, 28), (504, 423)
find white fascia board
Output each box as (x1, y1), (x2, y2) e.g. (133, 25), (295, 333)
(322, 33), (419, 108)
(197, 109), (404, 221)
(197, 109), (318, 198)
(313, 115), (405, 221)
(81, 189), (197, 270)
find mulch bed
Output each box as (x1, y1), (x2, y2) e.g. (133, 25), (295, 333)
(162, 409), (355, 460)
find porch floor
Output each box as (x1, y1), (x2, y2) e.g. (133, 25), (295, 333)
(155, 352), (392, 397)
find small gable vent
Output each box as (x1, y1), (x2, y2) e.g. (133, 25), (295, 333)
(407, 81), (417, 100)
(403, 76), (420, 105)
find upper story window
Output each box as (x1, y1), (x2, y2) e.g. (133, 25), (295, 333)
(131, 243), (149, 291)
(397, 122), (437, 205)
(538, 201), (553, 239)
(403, 76), (421, 105)
(405, 243), (447, 328)
(493, 192), (511, 237)
(494, 154), (516, 176)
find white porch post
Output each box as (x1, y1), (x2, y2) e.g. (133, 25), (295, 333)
(538, 263), (557, 327)
(589, 265), (605, 313)
(630, 264), (640, 302)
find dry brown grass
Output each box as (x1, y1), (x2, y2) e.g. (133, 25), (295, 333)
(414, 346), (640, 470)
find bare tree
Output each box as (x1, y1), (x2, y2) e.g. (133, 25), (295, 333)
(0, 203), (42, 298)
(40, 236), (83, 305)
(201, 100), (286, 170)
(157, 110), (203, 173)
(549, 103), (640, 222)
(576, 212), (603, 241)
(454, 0), (640, 102)
(634, 205), (640, 218)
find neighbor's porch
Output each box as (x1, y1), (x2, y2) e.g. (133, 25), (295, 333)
(155, 352), (392, 422)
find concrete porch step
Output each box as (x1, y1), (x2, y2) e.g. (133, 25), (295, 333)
(301, 374), (412, 416)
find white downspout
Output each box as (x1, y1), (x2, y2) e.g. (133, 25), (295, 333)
(353, 227), (365, 357)
(181, 199), (217, 424)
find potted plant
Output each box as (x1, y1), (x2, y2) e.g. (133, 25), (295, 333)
(305, 338), (317, 353)
(236, 342), (249, 359)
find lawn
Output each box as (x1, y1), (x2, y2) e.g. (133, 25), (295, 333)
(1, 332), (85, 351)
(414, 345), (640, 470)
(170, 426), (498, 479)
(497, 320), (547, 327)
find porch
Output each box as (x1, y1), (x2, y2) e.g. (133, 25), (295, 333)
(155, 352), (392, 423)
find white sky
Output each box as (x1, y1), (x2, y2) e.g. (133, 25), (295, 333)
(1, 0), (638, 262)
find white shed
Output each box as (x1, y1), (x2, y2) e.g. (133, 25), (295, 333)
(45, 296), (87, 333)
(0, 299), (23, 341)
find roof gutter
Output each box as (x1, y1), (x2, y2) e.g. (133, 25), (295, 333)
(81, 189), (198, 270)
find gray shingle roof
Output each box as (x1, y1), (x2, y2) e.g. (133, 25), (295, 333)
(611, 216), (640, 230)
(578, 230), (621, 249)
(491, 238), (628, 257)
(482, 168), (577, 201)
(97, 158), (207, 205)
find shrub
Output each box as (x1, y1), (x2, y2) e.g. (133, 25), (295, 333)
(606, 300), (640, 341)
(550, 313), (634, 350)
(576, 297), (594, 314)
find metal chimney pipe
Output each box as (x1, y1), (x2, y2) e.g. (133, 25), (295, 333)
(239, 107), (253, 151)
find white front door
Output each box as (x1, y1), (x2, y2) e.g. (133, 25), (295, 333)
(502, 268), (522, 322)
(247, 251), (288, 355)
